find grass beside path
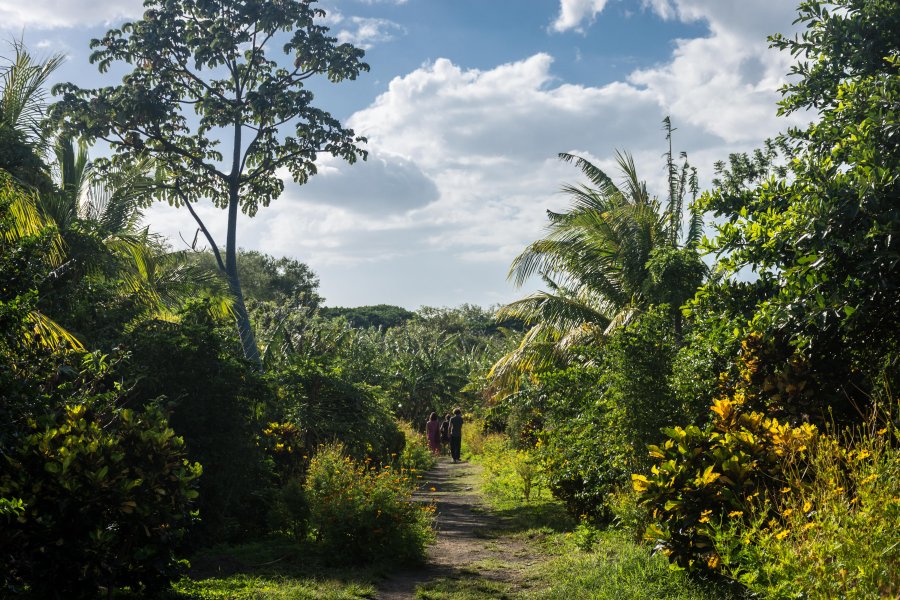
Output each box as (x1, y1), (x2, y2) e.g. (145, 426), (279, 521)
(415, 460), (743, 600)
(142, 538), (381, 599)
(135, 456), (743, 599)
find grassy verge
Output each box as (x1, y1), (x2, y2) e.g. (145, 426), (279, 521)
(416, 436), (745, 600)
(126, 538), (381, 599)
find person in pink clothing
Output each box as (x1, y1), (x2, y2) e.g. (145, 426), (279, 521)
(425, 412), (441, 455)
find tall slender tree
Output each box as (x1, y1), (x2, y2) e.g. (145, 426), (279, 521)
(53, 0), (369, 364)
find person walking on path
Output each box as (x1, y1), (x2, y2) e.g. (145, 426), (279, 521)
(426, 412), (441, 455)
(449, 408), (464, 463)
(439, 413), (451, 455)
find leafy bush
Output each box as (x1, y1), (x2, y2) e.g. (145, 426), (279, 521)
(261, 421), (308, 483)
(304, 443), (434, 565)
(266, 478), (309, 542)
(602, 306), (683, 471)
(528, 363), (628, 520)
(124, 306), (274, 543)
(634, 395), (818, 571)
(607, 485), (649, 542)
(0, 404), (200, 598)
(571, 518), (602, 552)
(460, 415), (489, 458)
(273, 356), (404, 463)
(396, 420), (435, 474)
(478, 435), (548, 505)
(712, 420), (900, 598)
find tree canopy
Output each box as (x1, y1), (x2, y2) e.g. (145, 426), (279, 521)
(52, 0), (369, 363)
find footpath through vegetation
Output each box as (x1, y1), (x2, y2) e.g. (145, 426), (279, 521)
(378, 458), (543, 599)
(374, 452), (739, 600)
(2, 1), (899, 598)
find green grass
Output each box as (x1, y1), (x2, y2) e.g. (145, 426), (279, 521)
(138, 538), (380, 599)
(525, 529), (744, 600)
(416, 576), (515, 599)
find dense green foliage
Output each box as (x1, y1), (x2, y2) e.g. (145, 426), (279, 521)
(123, 306), (274, 542)
(713, 423), (900, 598)
(2, 0), (899, 596)
(701, 0), (900, 419)
(476, 3), (900, 597)
(1, 405), (200, 598)
(319, 304), (414, 329)
(304, 444), (435, 565)
(52, 0), (369, 362)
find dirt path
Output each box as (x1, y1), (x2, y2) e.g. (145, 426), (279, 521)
(376, 458), (543, 599)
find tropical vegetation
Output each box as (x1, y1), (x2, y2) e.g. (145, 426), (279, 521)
(1, 0), (897, 598)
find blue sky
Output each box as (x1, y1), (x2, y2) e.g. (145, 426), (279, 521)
(1, 0), (807, 309)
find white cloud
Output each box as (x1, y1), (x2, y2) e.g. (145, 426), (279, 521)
(552, 0), (610, 33)
(626, 0), (807, 144)
(0, 0), (143, 28)
(335, 16), (405, 49)
(143, 2), (809, 307)
(298, 151), (439, 215)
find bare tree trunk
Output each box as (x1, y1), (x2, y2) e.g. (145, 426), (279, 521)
(225, 186), (261, 366)
(226, 265), (261, 365)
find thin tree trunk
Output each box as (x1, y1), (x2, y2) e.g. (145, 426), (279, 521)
(223, 109), (261, 366)
(227, 265), (261, 365)
(225, 186), (261, 365)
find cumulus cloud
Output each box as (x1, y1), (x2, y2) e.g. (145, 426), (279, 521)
(552, 0), (610, 33)
(298, 151), (439, 215)
(625, 0), (807, 143)
(143, 1), (810, 307)
(334, 16), (405, 49)
(0, 0), (143, 28)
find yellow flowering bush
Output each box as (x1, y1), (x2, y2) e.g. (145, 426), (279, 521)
(634, 394), (818, 571)
(711, 421), (900, 598)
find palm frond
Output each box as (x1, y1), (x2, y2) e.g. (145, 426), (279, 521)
(22, 309), (83, 351)
(0, 39), (65, 150)
(487, 322), (562, 395)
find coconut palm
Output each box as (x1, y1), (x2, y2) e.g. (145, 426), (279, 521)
(490, 121), (705, 392)
(0, 171), (82, 350)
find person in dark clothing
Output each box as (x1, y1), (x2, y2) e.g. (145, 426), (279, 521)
(449, 408), (463, 463)
(439, 413), (451, 455)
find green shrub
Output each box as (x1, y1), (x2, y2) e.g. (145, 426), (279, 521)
(607, 485), (649, 542)
(571, 518), (602, 552)
(460, 415), (489, 458)
(266, 477), (310, 542)
(0, 404), (201, 598)
(711, 421), (900, 598)
(261, 421), (308, 482)
(124, 307), (274, 543)
(396, 420), (435, 474)
(273, 357), (404, 463)
(602, 306), (682, 472)
(634, 394), (818, 571)
(304, 443), (434, 565)
(478, 435), (548, 505)
(531, 363), (628, 520)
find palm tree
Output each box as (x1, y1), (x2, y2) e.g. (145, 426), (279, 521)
(0, 171), (81, 350)
(490, 120), (705, 392)
(39, 136), (233, 336)
(0, 39), (63, 151)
